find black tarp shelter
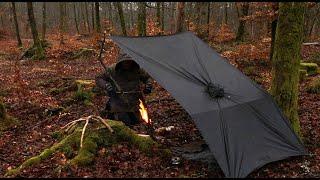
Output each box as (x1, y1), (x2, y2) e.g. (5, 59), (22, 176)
(110, 32), (307, 178)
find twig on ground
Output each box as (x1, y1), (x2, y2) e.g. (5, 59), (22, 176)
(61, 115), (114, 148)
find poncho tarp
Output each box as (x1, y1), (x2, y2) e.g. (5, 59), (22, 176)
(110, 32), (307, 178)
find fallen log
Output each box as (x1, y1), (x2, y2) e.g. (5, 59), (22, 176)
(303, 42), (320, 46)
(5, 117), (171, 177)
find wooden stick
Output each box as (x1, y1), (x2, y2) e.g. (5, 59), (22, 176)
(80, 116), (90, 148)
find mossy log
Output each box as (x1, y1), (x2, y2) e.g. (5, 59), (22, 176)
(300, 62), (319, 76)
(0, 100), (19, 132)
(20, 40), (49, 60)
(306, 78), (320, 94)
(299, 69), (308, 81)
(5, 120), (170, 177)
(71, 48), (95, 59)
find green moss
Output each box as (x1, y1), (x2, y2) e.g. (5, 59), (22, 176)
(71, 48), (95, 59)
(0, 88), (9, 97)
(300, 62), (318, 76)
(307, 52), (320, 65)
(243, 66), (256, 76)
(0, 101), (6, 120)
(270, 3), (305, 138)
(61, 145), (73, 158)
(299, 69), (308, 81)
(5, 169), (19, 177)
(113, 123), (157, 155)
(0, 101), (19, 132)
(253, 76), (264, 85)
(306, 78), (320, 94)
(73, 84), (93, 104)
(51, 131), (63, 140)
(37, 79), (54, 87)
(69, 137), (97, 166)
(50, 87), (70, 95)
(39, 149), (54, 160)
(5, 120), (161, 177)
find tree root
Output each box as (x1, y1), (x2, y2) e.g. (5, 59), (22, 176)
(5, 117), (171, 177)
(61, 115), (114, 148)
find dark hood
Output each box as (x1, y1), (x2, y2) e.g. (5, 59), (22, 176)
(115, 53), (140, 72)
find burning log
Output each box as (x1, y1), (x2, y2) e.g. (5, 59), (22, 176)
(138, 99), (155, 138)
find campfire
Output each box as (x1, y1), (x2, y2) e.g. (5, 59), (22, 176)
(139, 99), (151, 124)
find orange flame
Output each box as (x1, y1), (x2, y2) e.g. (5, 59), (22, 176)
(139, 99), (151, 124)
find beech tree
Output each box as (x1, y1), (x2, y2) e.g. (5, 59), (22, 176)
(11, 2), (22, 47)
(116, 2), (126, 36)
(41, 2), (46, 40)
(271, 2), (306, 137)
(236, 2), (250, 42)
(137, 2), (146, 36)
(26, 2), (45, 60)
(95, 2), (101, 33)
(176, 2), (185, 33)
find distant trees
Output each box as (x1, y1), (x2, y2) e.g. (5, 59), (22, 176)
(11, 2), (22, 47)
(95, 2), (101, 33)
(1, 2), (318, 43)
(236, 2), (250, 42)
(85, 2), (90, 33)
(73, 3), (80, 34)
(26, 2), (45, 59)
(176, 2), (185, 33)
(270, 3), (279, 61)
(156, 2), (161, 34)
(195, 2), (208, 39)
(116, 2), (127, 36)
(59, 2), (67, 44)
(271, 2), (306, 137)
(41, 2), (46, 40)
(137, 2), (146, 36)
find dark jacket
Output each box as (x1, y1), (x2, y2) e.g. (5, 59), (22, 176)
(95, 58), (152, 114)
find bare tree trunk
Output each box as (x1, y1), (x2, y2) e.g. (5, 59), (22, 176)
(170, 2), (175, 33)
(224, 2), (228, 25)
(161, 2), (165, 34)
(116, 2), (127, 36)
(85, 2), (90, 33)
(80, 2), (85, 32)
(270, 3), (279, 61)
(73, 3), (80, 34)
(41, 2), (46, 40)
(107, 2), (113, 24)
(90, 2), (95, 31)
(308, 5), (320, 39)
(137, 2), (146, 36)
(59, 2), (66, 44)
(27, 2), (45, 59)
(236, 2), (250, 42)
(176, 2), (185, 33)
(271, 2), (306, 137)
(195, 2), (207, 39)
(95, 2), (101, 33)
(206, 2), (211, 39)
(129, 2), (134, 29)
(11, 2), (22, 47)
(156, 2), (161, 34)
(195, 2), (201, 32)
(0, 15), (4, 29)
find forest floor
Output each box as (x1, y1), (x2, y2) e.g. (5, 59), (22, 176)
(0, 34), (319, 178)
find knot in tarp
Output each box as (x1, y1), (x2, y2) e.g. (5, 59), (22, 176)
(206, 83), (224, 99)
